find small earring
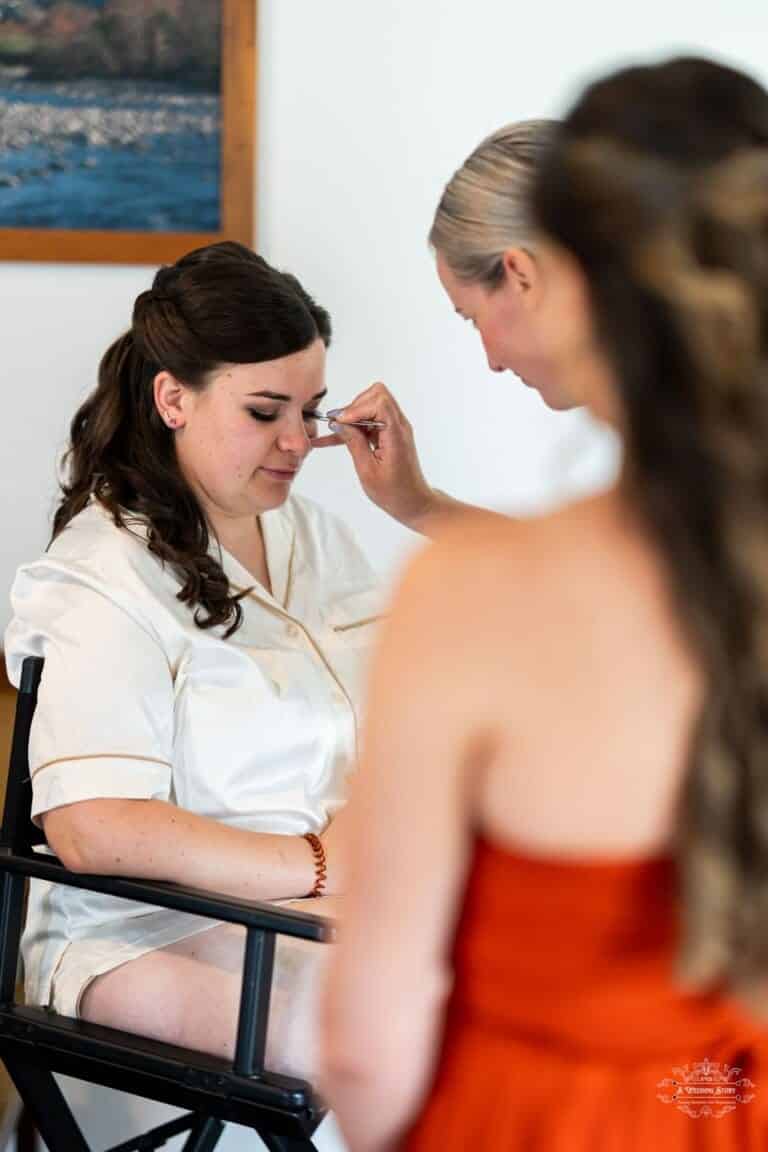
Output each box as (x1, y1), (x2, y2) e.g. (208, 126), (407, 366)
(165, 414), (177, 428)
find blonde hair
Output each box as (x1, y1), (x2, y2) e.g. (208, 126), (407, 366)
(429, 119), (557, 287)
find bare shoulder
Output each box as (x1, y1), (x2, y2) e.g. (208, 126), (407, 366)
(397, 491), (627, 623)
(370, 490), (646, 748)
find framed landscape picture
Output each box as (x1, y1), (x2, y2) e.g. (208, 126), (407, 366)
(0, 0), (255, 263)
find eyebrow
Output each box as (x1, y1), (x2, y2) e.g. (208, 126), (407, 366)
(246, 388), (328, 402)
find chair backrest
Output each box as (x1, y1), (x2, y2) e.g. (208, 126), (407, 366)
(1, 657), (45, 854)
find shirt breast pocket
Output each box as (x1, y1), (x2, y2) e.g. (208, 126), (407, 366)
(323, 588), (385, 719)
(325, 588), (385, 648)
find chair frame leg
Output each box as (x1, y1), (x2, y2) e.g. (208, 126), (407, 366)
(182, 1115), (225, 1152)
(15, 1104), (36, 1152)
(3, 1055), (91, 1152)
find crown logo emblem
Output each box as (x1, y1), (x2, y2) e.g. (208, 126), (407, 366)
(657, 1058), (756, 1118)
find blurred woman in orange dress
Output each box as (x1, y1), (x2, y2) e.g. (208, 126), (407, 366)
(322, 55), (768, 1150)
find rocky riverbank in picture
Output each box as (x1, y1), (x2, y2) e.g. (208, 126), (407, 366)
(0, 0), (221, 231)
(0, 74), (221, 231)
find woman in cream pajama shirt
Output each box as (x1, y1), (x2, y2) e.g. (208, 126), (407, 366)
(4, 240), (477, 1079)
(5, 119), (566, 1083)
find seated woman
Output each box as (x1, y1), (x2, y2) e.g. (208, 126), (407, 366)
(2, 240), (466, 1080)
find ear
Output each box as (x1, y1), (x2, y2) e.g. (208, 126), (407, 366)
(500, 247), (541, 310)
(153, 371), (188, 430)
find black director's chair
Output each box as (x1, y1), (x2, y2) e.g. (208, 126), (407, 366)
(0, 656), (334, 1151)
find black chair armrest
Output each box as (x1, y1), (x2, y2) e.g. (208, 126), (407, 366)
(0, 847), (334, 943)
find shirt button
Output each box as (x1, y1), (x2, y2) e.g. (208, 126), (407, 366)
(286, 623), (300, 639)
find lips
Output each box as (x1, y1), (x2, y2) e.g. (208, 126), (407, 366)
(260, 466), (299, 478)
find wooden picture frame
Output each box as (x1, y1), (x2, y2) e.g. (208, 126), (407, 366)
(0, 0), (256, 265)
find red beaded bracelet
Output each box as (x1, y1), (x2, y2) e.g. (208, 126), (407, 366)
(303, 832), (327, 897)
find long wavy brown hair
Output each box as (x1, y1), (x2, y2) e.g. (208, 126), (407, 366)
(534, 57), (768, 1006)
(53, 241), (331, 637)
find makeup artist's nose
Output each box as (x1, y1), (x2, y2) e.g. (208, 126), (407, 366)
(487, 354), (506, 373)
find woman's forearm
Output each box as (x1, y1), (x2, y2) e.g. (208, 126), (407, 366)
(43, 798), (318, 902)
(406, 489), (505, 537)
(323, 1005), (441, 1152)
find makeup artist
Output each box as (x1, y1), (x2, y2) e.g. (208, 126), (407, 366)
(313, 119), (583, 519)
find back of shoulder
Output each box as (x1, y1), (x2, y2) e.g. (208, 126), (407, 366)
(402, 494), (624, 626)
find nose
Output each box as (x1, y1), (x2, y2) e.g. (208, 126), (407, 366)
(486, 353), (506, 373)
(276, 416), (311, 457)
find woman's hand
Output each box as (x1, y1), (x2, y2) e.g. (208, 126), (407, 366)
(311, 382), (438, 531)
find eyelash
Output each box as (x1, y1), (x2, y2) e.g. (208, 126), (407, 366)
(248, 409), (322, 423)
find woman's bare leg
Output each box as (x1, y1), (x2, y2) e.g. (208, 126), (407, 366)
(80, 896), (339, 1080)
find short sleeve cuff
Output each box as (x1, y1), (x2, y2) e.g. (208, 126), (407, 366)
(31, 755), (172, 824)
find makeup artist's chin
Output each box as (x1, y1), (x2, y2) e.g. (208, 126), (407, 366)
(536, 382), (576, 412)
(519, 373), (575, 412)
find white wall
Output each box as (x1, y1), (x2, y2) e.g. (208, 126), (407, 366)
(3, 4), (765, 634)
(9, 0), (767, 1148)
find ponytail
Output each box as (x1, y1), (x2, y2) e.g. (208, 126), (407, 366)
(533, 73), (768, 1009)
(52, 330), (141, 541)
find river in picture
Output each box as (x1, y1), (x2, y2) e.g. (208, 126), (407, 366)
(0, 75), (221, 231)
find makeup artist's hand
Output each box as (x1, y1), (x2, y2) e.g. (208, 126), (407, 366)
(310, 382), (438, 532)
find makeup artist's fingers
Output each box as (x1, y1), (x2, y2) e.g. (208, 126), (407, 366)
(331, 382), (408, 430)
(332, 386), (408, 458)
(335, 423), (377, 471)
(326, 387), (433, 529)
(309, 432), (345, 448)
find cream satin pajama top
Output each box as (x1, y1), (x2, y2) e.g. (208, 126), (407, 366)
(4, 496), (382, 1013)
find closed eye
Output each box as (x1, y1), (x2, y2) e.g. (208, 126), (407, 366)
(247, 409), (324, 423)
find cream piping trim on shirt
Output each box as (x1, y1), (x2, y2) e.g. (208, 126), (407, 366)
(240, 588), (361, 754)
(32, 753), (172, 778)
(227, 552), (367, 755)
(332, 615), (383, 633)
(282, 529), (296, 610)
(223, 517), (296, 609)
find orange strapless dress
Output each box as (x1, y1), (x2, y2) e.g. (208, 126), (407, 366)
(403, 838), (768, 1151)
